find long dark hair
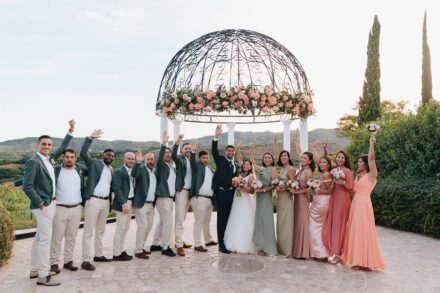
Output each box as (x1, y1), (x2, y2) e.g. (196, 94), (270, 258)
(359, 155), (370, 173)
(302, 151), (316, 172)
(241, 159), (253, 177)
(335, 150), (352, 170)
(261, 152), (275, 167)
(318, 156), (332, 173)
(277, 150), (293, 167)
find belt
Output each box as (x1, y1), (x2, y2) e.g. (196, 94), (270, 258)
(57, 204), (79, 208)
(197, 195), (213, 199)
(91, 195), (109, 200)
(183, 188), (191, 191)
(219, 187), (233, 191)
(128, 198), (134, 201)
(145, 201), (154, 204)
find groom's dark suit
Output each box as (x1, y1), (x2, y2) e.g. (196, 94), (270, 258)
(212, 139), (238, 251)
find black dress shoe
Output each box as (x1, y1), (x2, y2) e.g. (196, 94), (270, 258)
(205, 241), (218, 246)
(135, 252), (149, 259)
(161, 248), (176, 257)
(63, 261), (78, 271)
(150, 245), (163, 252)
(81, 261), (96, 271)
(219, 248), (231, 254)
(50, 264), (61, 274)
(113, 253), (133, 261)
(94, 256), (112, 262)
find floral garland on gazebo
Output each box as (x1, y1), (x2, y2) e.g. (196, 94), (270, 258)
(159, 84), (315, 119)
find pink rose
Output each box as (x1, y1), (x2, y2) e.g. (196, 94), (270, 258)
(272, 106), (279, 113)
(307, 103), (314, 112)
(213, 99), (220, 104)
(262, 106), (269, 113)
(230, 95), (237, 102)
(196, 96), (204, 104)
(170, 103), (176, 109)
(188, 103), (195, 111)
(268, 96), (277, 106)
(285, 101), (293, 108)
(182, 94), (189, 101)
(222, 101), (229, 107)
(174, 99), (179, 104)
(282, 95), (289, 102)
(227, 90), (233, 97)
(220, 92), (227, 99)
(264, 87), (273, 97)
(259, 101), (266, 107)
(194, 103), (203, 110)
(293, 105), (300, 115)
(261, 95), (267, 102)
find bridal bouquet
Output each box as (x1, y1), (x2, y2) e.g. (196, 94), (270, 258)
(367, 123), (381, 135)
(271, 178), (288, 188)
(330, 167), (345, 180)
(252, 179), (263, 189)
(232, 176), (244, 188)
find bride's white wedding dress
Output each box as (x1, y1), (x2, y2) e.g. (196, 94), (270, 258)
(224, 175), (256, 253)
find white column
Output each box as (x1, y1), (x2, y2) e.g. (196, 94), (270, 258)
(159, 112), (169, 143)
(282, 120), (292, 152)
(172, 119), (182, 142)
(300, 118), (308, 152)
(226, 123), (236, 146)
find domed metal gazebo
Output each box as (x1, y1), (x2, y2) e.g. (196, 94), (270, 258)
(156, 29), (314, 151)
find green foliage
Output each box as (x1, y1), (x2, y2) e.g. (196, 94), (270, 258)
(422, 11), (433, 104)
(372, 177), (440, 238)
(358, 15), (381, 125)
(0, 200), (14, 266)
(0, 185), (35, 230)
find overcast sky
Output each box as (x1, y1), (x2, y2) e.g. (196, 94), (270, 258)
(0, 0), (438, 142)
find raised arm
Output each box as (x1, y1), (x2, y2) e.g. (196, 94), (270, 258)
(322, 139), (329, 157)
(311, 140), (320, 166)
(212, 124), (222, 164)
(131, 149), (143, 179)
(189, 141), (199, 172)
(294, 128), (302, 160)
(273, 136), (280, 159)
(248, 145), (261, 172)
(172, 134), (184, 167)
(50, 119), (75, 160)
(156, 131), (169, 179)
(368, 135), (378, 181)
(80, 129), (103, 167)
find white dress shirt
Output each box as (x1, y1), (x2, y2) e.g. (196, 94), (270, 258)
(37, 152), (56, 198)
(56, 167), (82, 205)
(183, 157), (192, 189)
(198, 166), (214, 197)
(166, 162), (176, 197)
(146, 167), (157, 202)
(124, 165), (134, 199)
(93, 161), (112, 197)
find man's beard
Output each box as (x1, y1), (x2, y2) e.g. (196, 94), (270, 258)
(64, 162), (75, 168)
(104, 158), (113, 165)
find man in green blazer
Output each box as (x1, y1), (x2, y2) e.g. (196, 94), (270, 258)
(189, 143), (215, 253)
(80, 129), (115, 271)
(131, 152), (157, 257)
(112, 151), (142, 261)
(153, 131), (177, 257)
(22, 119), (75, 286)
(172, 134), (193, 256)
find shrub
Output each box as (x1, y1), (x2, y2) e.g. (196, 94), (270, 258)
(372, 177), (440, 238)
(0, 200), (14, 266)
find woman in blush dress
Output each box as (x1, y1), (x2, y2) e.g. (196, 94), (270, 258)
(224, 160), (256, 254)
(309, 156), (333, 260)
(322, 150), (353, 264)
(290, 129), (314, 260)
(341, 135), (385, 270)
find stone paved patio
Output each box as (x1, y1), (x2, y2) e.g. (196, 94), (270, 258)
(0, 212), (439, 293)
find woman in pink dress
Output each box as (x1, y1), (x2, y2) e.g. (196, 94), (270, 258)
(341, 135), (385, 270)
(322, 150), (353, 264)
(309, 156), (333, 260)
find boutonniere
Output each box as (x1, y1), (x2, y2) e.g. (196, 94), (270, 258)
(50, 159), (56, 166)
(79, 169), (83, 176)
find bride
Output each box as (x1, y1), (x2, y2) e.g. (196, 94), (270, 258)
(224, 159), (256, 253)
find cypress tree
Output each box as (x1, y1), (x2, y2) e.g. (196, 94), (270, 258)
(358, 15), (381, 125)
(421, 11), (433, 104)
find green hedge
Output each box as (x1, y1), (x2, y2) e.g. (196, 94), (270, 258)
(372, 177), (440, 238)
(0, 200), (14, 266)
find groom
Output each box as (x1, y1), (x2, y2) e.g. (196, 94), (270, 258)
(212, 124), (238, 254)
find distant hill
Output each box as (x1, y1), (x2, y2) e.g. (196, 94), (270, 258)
(0, 129), (348, 155)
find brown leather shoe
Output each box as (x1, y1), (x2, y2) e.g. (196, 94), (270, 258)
(135, 252), (149, 259)
(81, 261), (96, 271)
(94, 256), (112, 262)
(177, 247), (185, 256)
(50, 264), (60, 274)
(194, 246), (208, 252)
(142, 249), (151, 255)
(63, 261), (78, 271)
(182, 242), (192, 249)
(205, 241), (218, 246)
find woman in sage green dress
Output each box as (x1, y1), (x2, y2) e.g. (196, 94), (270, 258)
(250, 150), (278, 256)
